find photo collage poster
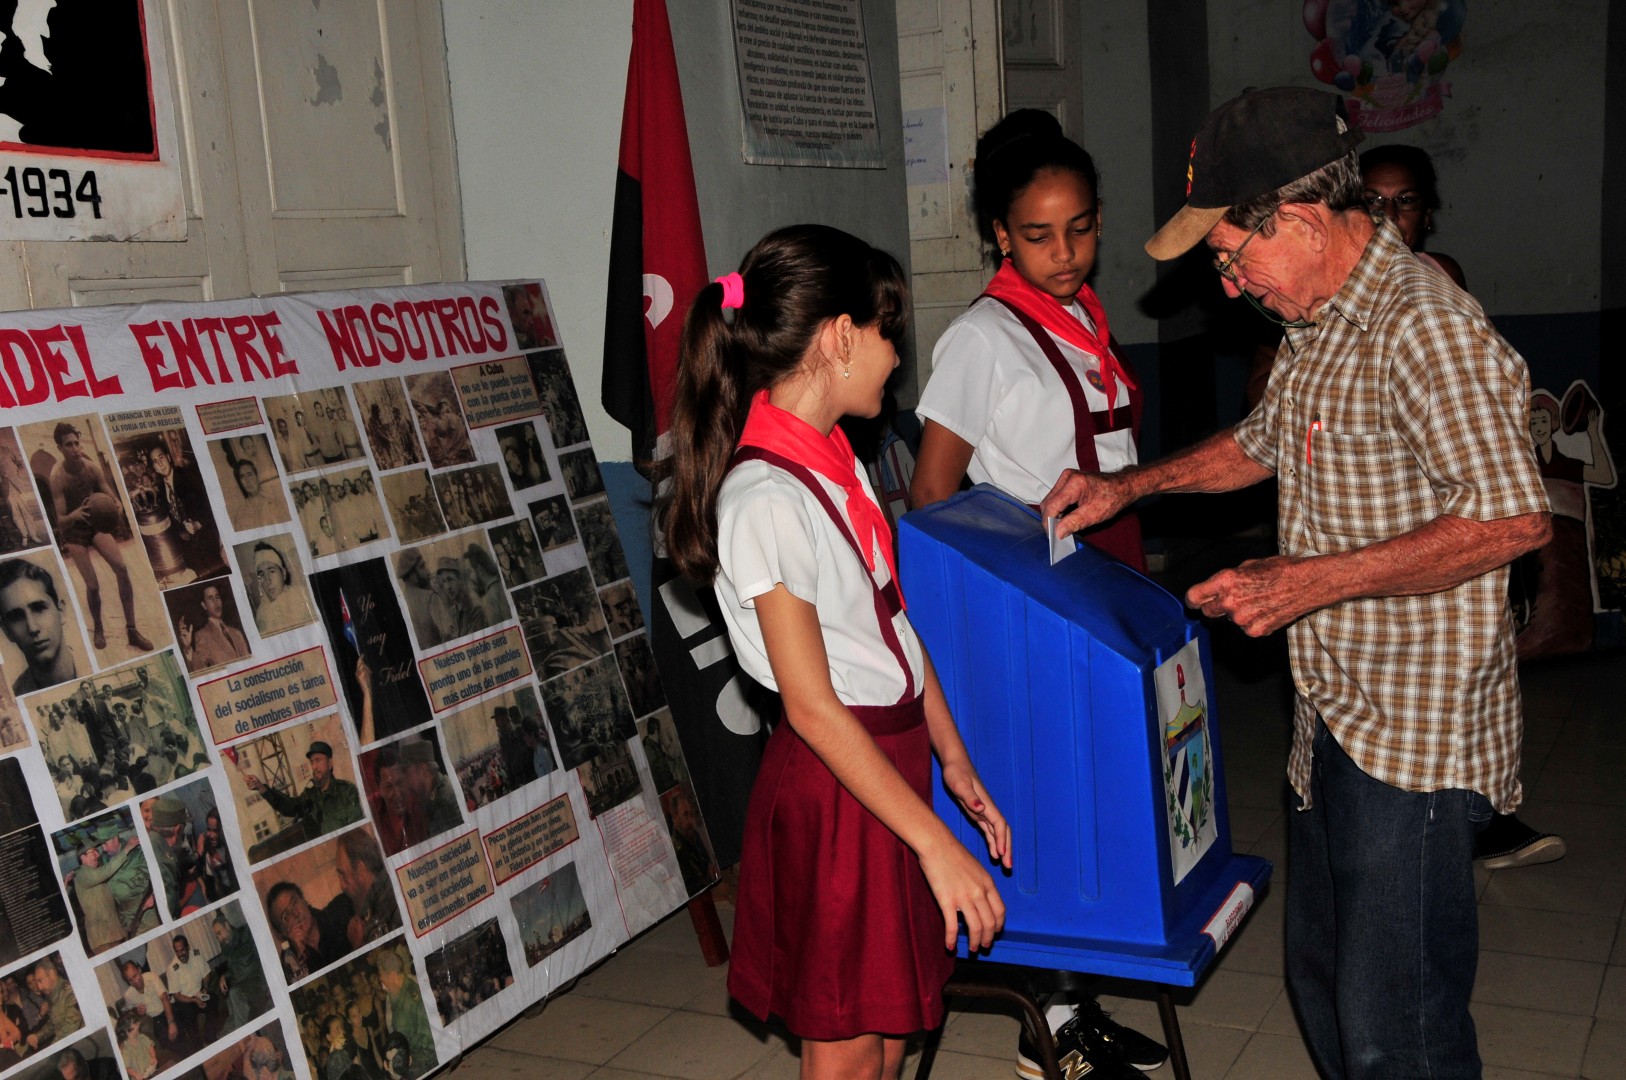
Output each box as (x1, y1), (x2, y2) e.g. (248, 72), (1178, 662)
(0, 280), (717, 1080)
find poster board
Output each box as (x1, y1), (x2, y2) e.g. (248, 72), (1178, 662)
(0, 281), (719, 1080)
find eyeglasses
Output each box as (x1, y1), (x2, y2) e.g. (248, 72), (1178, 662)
(1363, 192), (1422, 214)
(1213, 214), (1272, 284)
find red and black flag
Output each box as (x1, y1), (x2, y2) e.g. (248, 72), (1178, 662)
(602, 0), (769, 872)
(601, 0), (707, 464)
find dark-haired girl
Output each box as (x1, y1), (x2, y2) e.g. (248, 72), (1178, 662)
(662, 224), (1010, 1079)
(911, 111), (1165, 1078)
(912, 109), (1144, 570)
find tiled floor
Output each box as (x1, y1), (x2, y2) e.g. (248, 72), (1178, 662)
(454, 644), (1626, 1079)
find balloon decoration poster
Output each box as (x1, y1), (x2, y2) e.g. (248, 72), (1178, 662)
(1304, 0), (1467, 133)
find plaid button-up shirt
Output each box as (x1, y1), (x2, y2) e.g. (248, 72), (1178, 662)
(1235, 222), (1548, 812)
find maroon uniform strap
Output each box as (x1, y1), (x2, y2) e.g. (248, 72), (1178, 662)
(731, 446), (915, 704)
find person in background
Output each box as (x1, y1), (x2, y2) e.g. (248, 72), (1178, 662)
(911, 109), (1162, 1079)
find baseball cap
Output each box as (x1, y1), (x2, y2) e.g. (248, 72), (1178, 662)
(1146, 87), (1364, 261)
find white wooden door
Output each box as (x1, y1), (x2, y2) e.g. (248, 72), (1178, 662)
(895, 0), (1005, 399)
(0, 0), (462, 314)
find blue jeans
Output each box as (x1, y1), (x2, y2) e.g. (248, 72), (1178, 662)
(1286, 717), (1492, 1079)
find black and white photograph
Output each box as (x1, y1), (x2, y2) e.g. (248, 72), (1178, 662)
(577, 740), (640, 819)
(598, 579), (644, 640)
(430, 463), (511, 531)
(379, 468), (447, 544)
(527, 495), (576, 552)
(110, 419), (229, 586)
(494, 421), (550, 493)
(422, 918), (513, 1025)
(637, 710), (687, 798)
(231, 534), (315, 638)
(353, 377), (426, 472)
(527, 351), (589, 448)
(205, 434), (291, 533)
(52, 807), (159, 956)
(513, 568), (609, 679)
(614, 635), (665, 721)
(17, 415), (172, 670)
(263, 389), (367, 477)
(0, 426), (49, 553)
(291, 466), (387, 560)
(441, 685), (555, 813)
(558, 448), (605, 504)
(164, 577), (251, 678)
(542, 654), (636, 771)
(487, 519), (545, 591)
(0, 0), (156, 156)
(393, 534), (510, 651)
(32, 651), (206, 821)
(510, 862), (589, 968)
(0, 549), (94, 698)
(404, 371), (476, 470)
(575, 498), (630, 587)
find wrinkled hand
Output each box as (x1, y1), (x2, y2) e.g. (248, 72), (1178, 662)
(1039, 468), (1131, 539)
(1185, 556), (1314, 637)
(918, 836), (1005, 953)
(941, 760), (1011, 871)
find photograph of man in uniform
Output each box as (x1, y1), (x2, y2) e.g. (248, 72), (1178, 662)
(232, 535), (315, 638)
(14, 956), (82, 1058)
(379, 470), (446, 545)
(575, 498), (630, 587)
(393, 534), (510, 651)
(542, 654), (636, 771)
(289, 943), (436, 1080)
(52, 809), (157, 957)
(207, 435), (291, 533)
(254, 827), (399, 985)
(18, 417), (164, 664)
(241, 737), (362, 851)
(430, 464), (510, 531)
(0, 554), (90, 696)
(527, 351), (589, 449)
(404, 372), (475, 470)
(487, 519), (545, 591)
(165, 578), (250, 677)
(513, 568), (608, 679)
(353, 378), (425, 472)
(558, 448), (605, 504)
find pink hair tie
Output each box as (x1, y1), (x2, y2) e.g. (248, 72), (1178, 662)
(716, 272), (745, 310)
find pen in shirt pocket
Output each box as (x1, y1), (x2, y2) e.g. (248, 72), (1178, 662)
(1306, 411), (1321, 465)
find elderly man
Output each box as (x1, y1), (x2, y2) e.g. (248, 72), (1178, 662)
(1044, 87), (1550, 1078)
(244, 740), (361, 840)
(210, 914), (270, 1030)
(26, 960), (80, 1051)
(335, 829), (401, 947)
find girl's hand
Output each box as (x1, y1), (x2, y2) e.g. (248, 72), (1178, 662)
(918, 836), (1005, 952)
(941, 760), (1012, 870)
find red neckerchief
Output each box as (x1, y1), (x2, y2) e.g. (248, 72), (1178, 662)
(981, 259), (1136, 406)
(736, 390), (903, 604)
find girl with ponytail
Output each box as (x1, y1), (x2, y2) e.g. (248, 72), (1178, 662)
(660, 224), (1009, 1079)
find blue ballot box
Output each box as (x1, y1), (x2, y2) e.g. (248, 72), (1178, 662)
(899, 487), (1271, 987)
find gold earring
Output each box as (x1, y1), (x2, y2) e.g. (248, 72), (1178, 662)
(841, 343), (852, 378)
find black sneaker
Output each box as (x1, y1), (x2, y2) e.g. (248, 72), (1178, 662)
(1016, 1012), (1142, 1080)
(1475, 813), (1566, 869)
(1074, 999), (1168, 1072)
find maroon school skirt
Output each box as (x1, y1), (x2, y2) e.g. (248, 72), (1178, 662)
(727, 695), (952, 1041)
